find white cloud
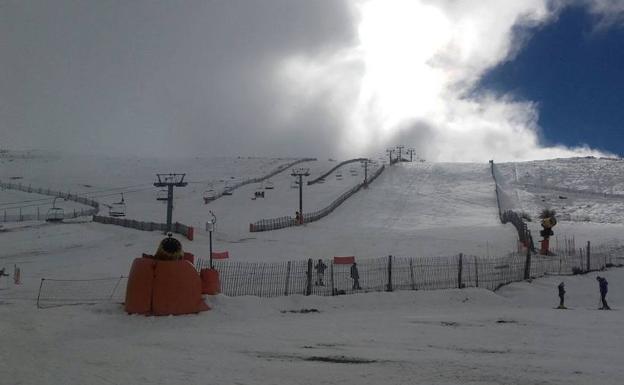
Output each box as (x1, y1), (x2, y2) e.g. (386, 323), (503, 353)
(277, 0), (613, 161)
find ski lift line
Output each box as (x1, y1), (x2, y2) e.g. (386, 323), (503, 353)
(0, 184), (152, 207)
(0, 187), (151, 211)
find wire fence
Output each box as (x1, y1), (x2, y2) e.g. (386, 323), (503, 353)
(307, 158), (368, 185)
(196, 242), (624, 297)
(36, 276), (126, 309)
(206, 158), (316, 202)
(0, 181), (100, 222)
(29, 241), (624, 307)
(92, 215), (194, 239)
(250, 165), (385, 232)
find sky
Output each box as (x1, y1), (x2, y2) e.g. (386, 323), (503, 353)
(1, 0), (623, 161)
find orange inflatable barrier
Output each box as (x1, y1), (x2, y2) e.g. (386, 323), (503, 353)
(125, 258), (209, 316)
(200, 268), (221, 295)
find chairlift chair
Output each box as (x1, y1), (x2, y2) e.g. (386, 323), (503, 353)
(157, 189), (168, 201)
(290, 179), (300, 189)
(264, 180), (274, 190)
(45, 197), (64, 222)
(222, 182), (234, 196)
(203, 189), (216, 204)
(109, 193), (126, 217)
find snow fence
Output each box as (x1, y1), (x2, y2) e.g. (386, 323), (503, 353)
(92, 215), (194, 240)
(250, 165), (385, 232)
(307, 158), (368, 185)
(194, 242), (624, 298)
(0, 181), (100, 222)
(206, 157), (316, 202)
(31, 241), (624, 307)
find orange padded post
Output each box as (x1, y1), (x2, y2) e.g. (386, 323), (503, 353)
(201, 268), (221, 295)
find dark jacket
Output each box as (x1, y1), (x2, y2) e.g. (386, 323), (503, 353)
(598, 277), (608, 295)
(350, 264), (359, 280)
(315, 261), (327, 274)
(558, 283), (565, 296)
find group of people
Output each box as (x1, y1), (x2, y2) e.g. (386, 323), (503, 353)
(314, 259), (361, 290)
(557, 276), (611, 310)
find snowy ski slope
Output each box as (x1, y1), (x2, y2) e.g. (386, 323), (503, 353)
(2, 153), (624, 385)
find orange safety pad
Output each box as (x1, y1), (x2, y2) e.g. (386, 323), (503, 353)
(333, 256), (355, 265)
(125, 258), (156, 315)
(211, 251), (229, 259)
(152, 260), (209, 315)
(200, 268), (221, 295)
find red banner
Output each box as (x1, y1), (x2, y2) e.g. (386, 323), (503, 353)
(211, 251), (230, 259)
(333, 256), (355, 265)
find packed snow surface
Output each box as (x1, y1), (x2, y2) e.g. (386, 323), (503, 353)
(2, 152), (624, 384)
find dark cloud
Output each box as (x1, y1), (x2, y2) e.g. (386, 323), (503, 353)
(0, 0), (357, 157)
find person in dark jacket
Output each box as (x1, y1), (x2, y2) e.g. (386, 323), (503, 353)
(597, 276), (611, 310)
(557, 282), (566, 309)
(314, 259), (327, 286)
(350, 262), (361, 290)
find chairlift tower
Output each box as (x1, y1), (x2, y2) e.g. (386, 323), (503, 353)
(396, 145), (405, 162)
(360, 159), (373, 187)
(291, 167), (310, 222)
(154, 173), (188, 233)
(386, 148), (395, 164)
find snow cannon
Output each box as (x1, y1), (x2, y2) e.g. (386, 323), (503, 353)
(125, 234), (209, 316)
(539, 209), (557, 255)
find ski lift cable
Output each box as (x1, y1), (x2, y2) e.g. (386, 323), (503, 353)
(0, 186), (153, 211)
(0, 183), (152, 208)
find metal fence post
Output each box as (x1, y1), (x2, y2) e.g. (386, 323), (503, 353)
(330, 262), (335, 296)
(458, 253), (463, 288)
(409, 258), (415, 290)
(524, 247), (531, 280)
(586, 241), (591, 271)
(474, 255), (479, 288)
(284, 261), (291, 296)
(305, 259), (312, 296)
(387, 255), (393, 292)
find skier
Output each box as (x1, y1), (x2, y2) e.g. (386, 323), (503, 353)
(350, 262), (361, 290)
(314, 259), (327, 286)
(597, 276), (611, 310)
(557, 282), (566, 309)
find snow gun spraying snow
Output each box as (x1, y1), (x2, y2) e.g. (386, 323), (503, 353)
(539, 209), (557, 255)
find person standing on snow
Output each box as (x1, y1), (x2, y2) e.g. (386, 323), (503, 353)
(314, 259), (327, 286)
(557, 282), (566, 309)
(350, 262), (361, 290)
(597, 276), (611, 310)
